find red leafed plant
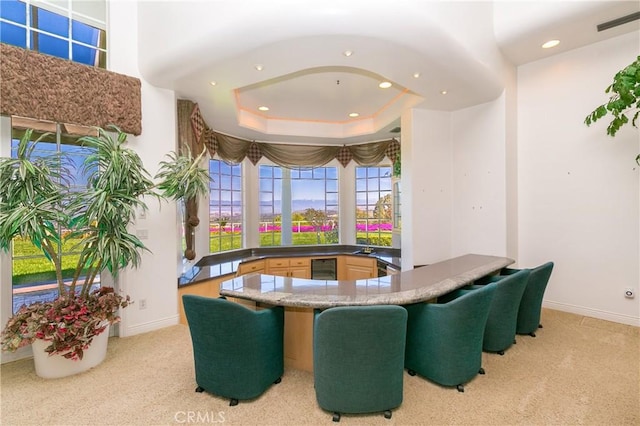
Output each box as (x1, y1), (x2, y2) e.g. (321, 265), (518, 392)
(1, 287), (129, 360)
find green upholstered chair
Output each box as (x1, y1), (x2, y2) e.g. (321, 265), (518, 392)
(501, 262), (554, 337)
(313, 305), (408, 422)
(404, 282), (497, 392)
(471, 269), (531, 355)
(182, 295), (284, 406)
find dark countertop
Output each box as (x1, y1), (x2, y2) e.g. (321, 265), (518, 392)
(178, 245), (402, 286)
(219, 254), (514, 308)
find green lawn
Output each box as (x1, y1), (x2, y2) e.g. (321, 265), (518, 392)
(12, 230), (392, 286)
(11, 237), (87, 286)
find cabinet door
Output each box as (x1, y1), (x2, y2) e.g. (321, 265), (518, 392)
(344, 264), (375, 280)
(289, 258), (310, 278)
(289, 266), (311, 279)
(268, 266), (290, 277)
(344, 256), (376, 280)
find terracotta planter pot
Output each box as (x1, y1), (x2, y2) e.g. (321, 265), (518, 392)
(31, 323), (110, 379)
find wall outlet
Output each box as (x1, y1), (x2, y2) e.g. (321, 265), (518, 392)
(624, 288), (635, 299)
(139, 299), (147, 309)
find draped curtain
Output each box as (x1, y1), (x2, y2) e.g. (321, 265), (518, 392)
(179, 100), (400, 168)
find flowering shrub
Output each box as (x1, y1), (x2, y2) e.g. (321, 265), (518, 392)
(355, 223), (393, 232)
(1, 287), (129, 361)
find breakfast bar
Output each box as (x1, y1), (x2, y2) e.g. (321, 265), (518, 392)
(220, 254), (514, 308)
(219, 254), (514, 371)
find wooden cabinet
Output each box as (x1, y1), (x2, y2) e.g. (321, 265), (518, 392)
(283, 307), (314, 372)
(341, 256), (377, 280)
(236, 259), (266, 276)
(266, 258), (289, 277)
(289, 258), (311, 278)
(267, 258), (310, 278)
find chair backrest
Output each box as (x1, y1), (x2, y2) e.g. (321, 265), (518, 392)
(182, 295), (284, 400)
(313, 305), (408, 414)
(483, 269), (530, 352)
(183, 295), (275, 353)
(517, 262), (554, 334)
(404, 282), (497, 387)
(526, 262), (554, 301)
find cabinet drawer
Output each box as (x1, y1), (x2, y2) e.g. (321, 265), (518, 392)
(290, 258), (310, 267)
(268, 258), (289, 268)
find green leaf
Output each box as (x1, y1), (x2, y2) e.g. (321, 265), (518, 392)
(586, 56), (639, 162)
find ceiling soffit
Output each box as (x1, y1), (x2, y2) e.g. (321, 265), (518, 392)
(234, 66), (423, 139)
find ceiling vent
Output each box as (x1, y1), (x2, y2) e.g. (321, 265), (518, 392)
(597, 11), (640, 32)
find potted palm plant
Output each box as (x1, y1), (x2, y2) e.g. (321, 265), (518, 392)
(0, 125), (209, 378)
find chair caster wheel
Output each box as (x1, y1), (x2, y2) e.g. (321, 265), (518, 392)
(332, 412), (341, 422)
(408, 369), (416, 376)
(195, 386), (204, 393)
(538, 324), (543, 329)
(498, 350), (505, 356)
(529, 332), (536, 337)
(230, 398), (238, 406)
(456, 384), (464, 392)
(478, 367), (485, 375)
(384, 410), (392, 419)
(274, 377), (282, 384)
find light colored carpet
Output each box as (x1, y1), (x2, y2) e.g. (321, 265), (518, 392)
(1, 308), (638, 425)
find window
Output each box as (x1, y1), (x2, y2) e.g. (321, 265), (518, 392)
(9, 125), (99, 314)
(209, 159), (242, 253)
(259, 165), (339, 246)
(355, 166), (393, 247)
(0, 0), (107, 67)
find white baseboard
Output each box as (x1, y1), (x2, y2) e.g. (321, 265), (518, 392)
(0, 345), (32, 364)
(1, 315), (181, 365)
(119, 314), (180, 337)
(543, 300), (640, 327)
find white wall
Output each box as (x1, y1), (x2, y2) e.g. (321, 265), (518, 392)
(518, 31), (640, 326)
(451, 95), (507, 257)
(108, 1), (181, 336)
(0, 117), (25, 363)
(402, 93), (511, 268)
(401, 108), (453, 268)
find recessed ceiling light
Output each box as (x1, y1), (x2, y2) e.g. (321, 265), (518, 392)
(258, 106), (269, 111)
(349, 112), (359, 118)
(343, 50), (353, 57)
(209, 81), (217, 86)
(542, 39), (560, 49)
(441, 90), (448, 95)
(413, 72), (421, 78)
(255, 64), (264, 71)
(379, 81), (392, 89)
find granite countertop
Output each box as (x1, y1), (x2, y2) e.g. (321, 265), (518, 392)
(178, 245), (402, 286)
(219, 253), (514, 308)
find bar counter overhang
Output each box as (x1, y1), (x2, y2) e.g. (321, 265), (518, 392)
(220, 254), (514, 309)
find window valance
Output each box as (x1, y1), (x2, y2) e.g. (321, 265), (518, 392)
(180, 100), (400, 168)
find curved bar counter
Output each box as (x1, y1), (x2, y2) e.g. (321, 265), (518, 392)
(220, 254), (514, 308)
(184, 253), (513, 372)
